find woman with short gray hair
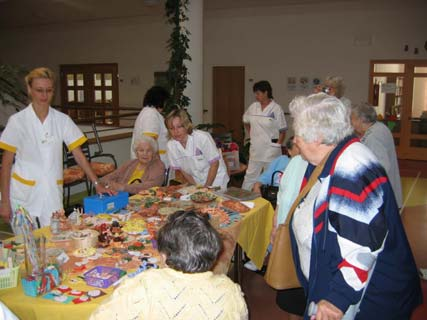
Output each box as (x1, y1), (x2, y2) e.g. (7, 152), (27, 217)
(287, 93), (420, 319)
(351, 102), (402, 207)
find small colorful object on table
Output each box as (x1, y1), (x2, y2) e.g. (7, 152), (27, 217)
(83, 266), (126, 288)
(21, 265), (61, 297)
(84, 191), (129, 214)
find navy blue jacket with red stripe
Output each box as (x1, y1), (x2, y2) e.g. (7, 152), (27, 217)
(290, 136), (422, 319)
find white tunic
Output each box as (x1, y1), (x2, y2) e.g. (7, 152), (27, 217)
(167, 130), (229, 190)
(0, 105), (86, 226)
(242, 100), (287, 162)
(131, 107), (169, 167)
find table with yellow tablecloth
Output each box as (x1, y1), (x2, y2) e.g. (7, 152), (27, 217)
(0, 197), (274, 320)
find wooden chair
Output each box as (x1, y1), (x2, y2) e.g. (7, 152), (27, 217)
(63, 136), (117, 208)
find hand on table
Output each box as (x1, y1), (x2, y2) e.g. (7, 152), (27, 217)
(95, 182), (117, 196)
(311, 300), (343, 320)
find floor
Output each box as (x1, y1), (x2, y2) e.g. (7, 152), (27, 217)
(241, 159), (427, 319)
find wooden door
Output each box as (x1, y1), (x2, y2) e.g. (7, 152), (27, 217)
(213, 66), (245, 144)
(60, 63), (119, 126)
(369, 60), (427, 160)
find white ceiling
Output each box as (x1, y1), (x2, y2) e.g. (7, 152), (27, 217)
(0, 0), (358, 28)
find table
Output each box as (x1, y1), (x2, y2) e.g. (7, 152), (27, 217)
(0, 197), (274, 320)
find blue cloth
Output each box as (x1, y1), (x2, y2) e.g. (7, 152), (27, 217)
(276, 155), (308, 225)
(290, 136), (422, 320)
(256, 155), (290, 186)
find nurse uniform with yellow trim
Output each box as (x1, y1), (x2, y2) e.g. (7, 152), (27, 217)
(130, 107), (169, 167)
(0, 104), (86, 227)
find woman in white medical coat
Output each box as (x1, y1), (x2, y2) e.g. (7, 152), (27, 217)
(0, 67), (111, 228)
(130, 86), (170, 167)
(165, 109), (229, 190)
(242, 80), (287, 191)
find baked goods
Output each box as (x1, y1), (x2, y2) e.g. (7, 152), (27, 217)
(220, 200), (250, 213)
(190, 191), (217, 203)
(158, 207), (182, 216)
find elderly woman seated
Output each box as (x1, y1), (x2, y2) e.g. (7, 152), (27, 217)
(100, 135), (165, 194)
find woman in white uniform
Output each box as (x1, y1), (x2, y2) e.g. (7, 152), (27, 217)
(0, 67), (111, 228)
(130, 86), (170, 167)
(242, 80), (287, 191)
(166, 109), (229, 190)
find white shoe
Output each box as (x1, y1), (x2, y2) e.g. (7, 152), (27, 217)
(244, 260), (258, 271)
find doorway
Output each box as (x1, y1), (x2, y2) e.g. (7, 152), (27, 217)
(213, 66), (245, 144)
(369, 60), (427, 160)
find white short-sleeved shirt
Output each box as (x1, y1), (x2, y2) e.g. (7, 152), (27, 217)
(167, 130), (229, 189)
(0, 105), (86, 226)
(131, 106), (169, 167)
(243, 100), (287, 162)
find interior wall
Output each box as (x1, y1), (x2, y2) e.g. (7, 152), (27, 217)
(204, 1), (427, 129)
(0, 16), (171, 108)
(1, 1), (426, 130)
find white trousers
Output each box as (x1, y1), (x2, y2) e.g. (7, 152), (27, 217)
(241, 160), (270, 191)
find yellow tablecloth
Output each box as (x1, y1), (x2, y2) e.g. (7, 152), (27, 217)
(0, 197), (274, 320)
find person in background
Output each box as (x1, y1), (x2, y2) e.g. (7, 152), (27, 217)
(315, 76), (352, 109)
(351, 102), (403, 208)
(100, 135), (165, 194)
(242, 80), (287, 191)
(289, 93), (421, 319)
(252, 137), (299, 195)
(0, 67), (110, 228)
(166, 109), (229, 190)
(90, 210), (248, 320)
(130, 86), (170, 167)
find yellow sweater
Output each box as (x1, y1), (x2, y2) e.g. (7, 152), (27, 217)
(90, 268), (248, 320)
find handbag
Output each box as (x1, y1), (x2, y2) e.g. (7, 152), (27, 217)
(264, 154), (329, 290)
(260, 170), (282, 206)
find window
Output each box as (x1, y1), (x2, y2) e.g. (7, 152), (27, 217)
(60, 64), (119, 126)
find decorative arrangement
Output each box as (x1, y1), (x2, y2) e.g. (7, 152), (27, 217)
(164, 0), (191, 111)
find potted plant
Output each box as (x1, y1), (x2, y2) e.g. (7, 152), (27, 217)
(0, 64), (28, 129)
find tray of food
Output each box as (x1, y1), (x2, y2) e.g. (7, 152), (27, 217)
(158, 207), (182, 216)
(220, 200), (251, 213)
(190, 191), (217, 203)
(221, 187), (259, 201)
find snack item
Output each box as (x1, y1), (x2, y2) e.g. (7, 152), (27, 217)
(190, 191), (217, 203)
(220, 200), (250, 213)
(158, 207), (182, 216)
(122, 219), (147, 234)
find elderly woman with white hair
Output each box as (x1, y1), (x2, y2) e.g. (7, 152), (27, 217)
(101, 135), (165, 194)
(315, 76), (352, 109)
(288, 93), (421, 320)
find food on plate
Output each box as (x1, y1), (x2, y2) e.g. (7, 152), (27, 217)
(158, 206), (182, 216)
(138, 203), (159, 217)
(73, 247), (97, 258)
(190, 191), (217, 203)
(220, 200), (250, 213)
(199, 207), (230, 226)
(122, 219), (147, 234)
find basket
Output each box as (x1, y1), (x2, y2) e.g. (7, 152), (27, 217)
(0, 265), (20, 289)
